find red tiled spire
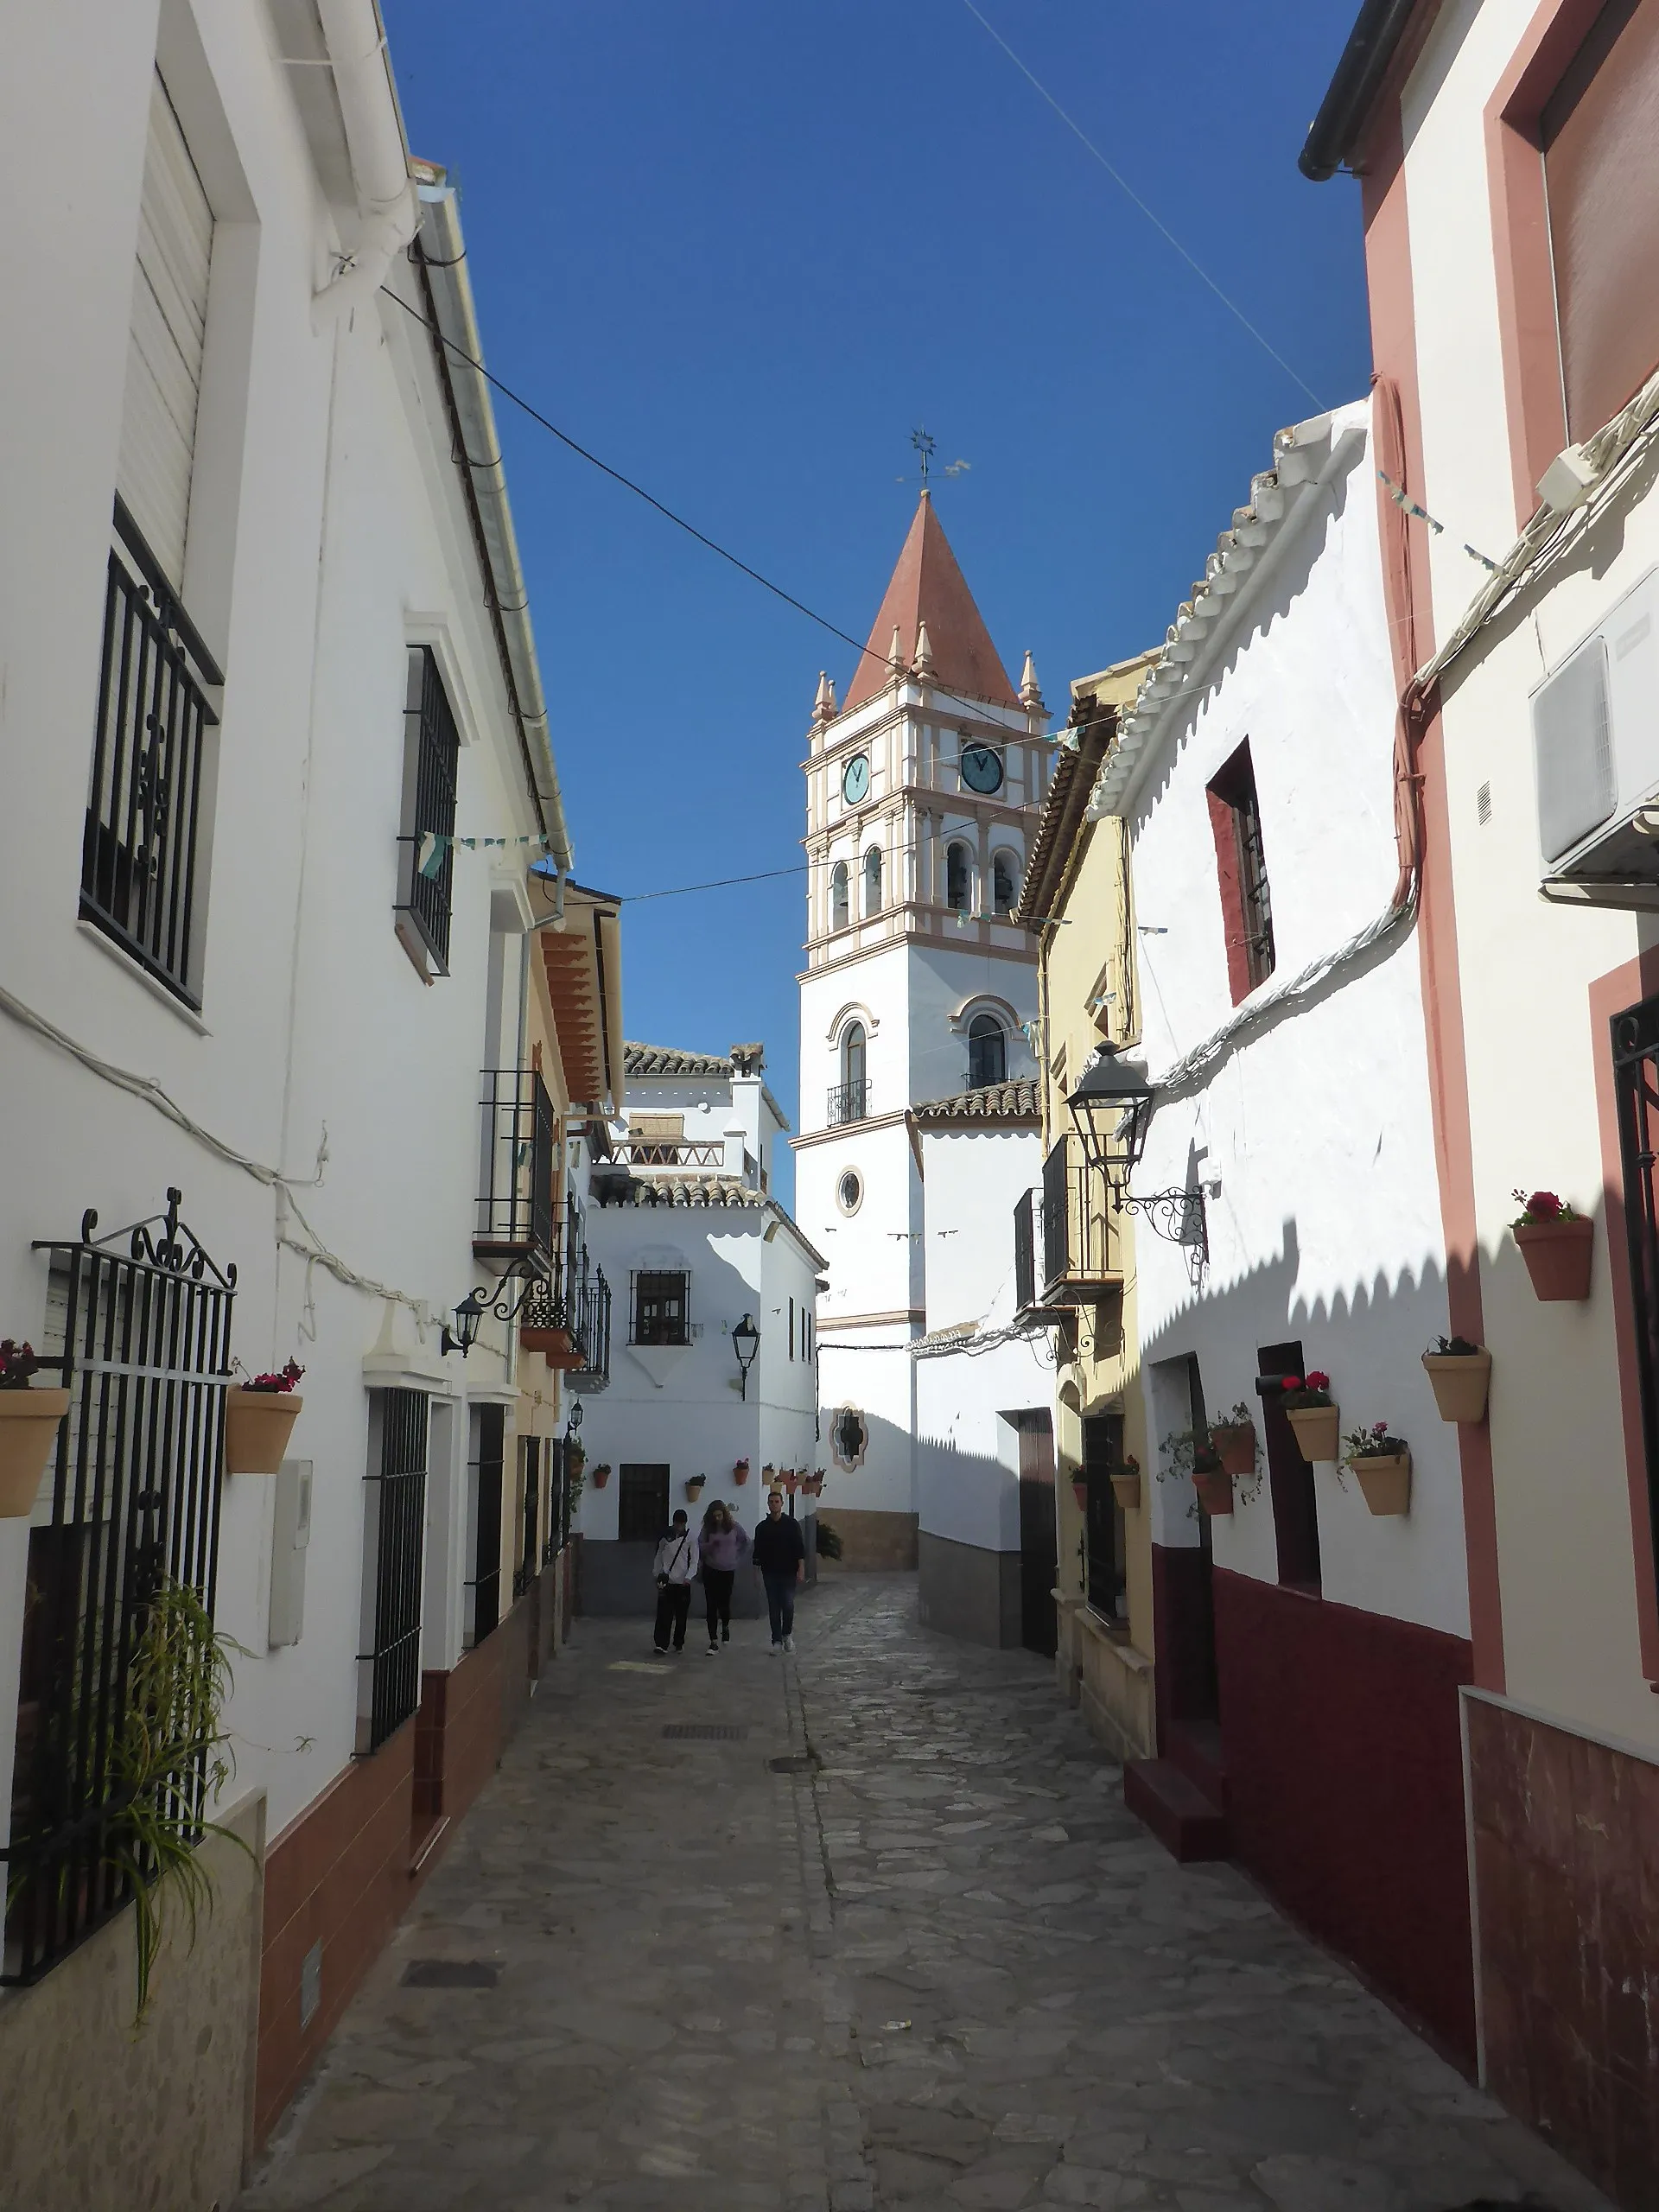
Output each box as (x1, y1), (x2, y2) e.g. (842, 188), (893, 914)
(842, 492), (1020, 713)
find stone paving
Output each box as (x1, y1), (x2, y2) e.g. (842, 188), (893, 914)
(238, 1576), (1613, 2212)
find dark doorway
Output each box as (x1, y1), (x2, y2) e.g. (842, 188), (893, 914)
(1256, 1339), (1322, 1591)
(1155, 1354), (1219, 1732)
(619, 1464), (671, 1542)
(1081, 1413), (1127, 1625)
(1014, 1413), (1057, 1656)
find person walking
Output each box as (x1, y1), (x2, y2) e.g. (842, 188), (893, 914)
(697, 1499), (749, 1654)
(652, 1510), (696, 1654)
(752, 1489), (806, 1654)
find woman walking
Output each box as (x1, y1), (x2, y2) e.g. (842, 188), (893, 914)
(697, 1499), (749, 1653)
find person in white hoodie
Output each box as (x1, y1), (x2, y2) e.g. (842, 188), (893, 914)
(652, 1510), (697, 1654)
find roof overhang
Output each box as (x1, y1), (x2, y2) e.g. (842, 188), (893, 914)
(535, 876), (624, 1111)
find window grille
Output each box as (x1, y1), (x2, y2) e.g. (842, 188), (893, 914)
(632, 1271), (690, 1346)
(394, 647), (460, 974)
(1611, 990), (1659, 1611)
(475, 1067), (556, 1263)
(465, 1403), (503, 1647)
(359, 1390), (428, 1754)
(515, 1437), (539, 1599)
(830, 1022), (869, 1124)
(80, 501), (222, 1007)
(4, 1189), (232, 1986)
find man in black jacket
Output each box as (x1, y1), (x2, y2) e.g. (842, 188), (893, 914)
(752, 1490), (806, 1653)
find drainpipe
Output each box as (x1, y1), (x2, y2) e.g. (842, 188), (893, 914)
(313, 0), (419, 323)
(1298, 0), (1422, 181)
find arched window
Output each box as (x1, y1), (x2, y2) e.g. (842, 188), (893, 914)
(863, 844), (883, 917)
(830, 859), (849, 931)
(946, 842), (971, 913)
(992, 851), (1019, 917)
(836, 1020), (868, 1122)
(968, 1013), (1006, 1089)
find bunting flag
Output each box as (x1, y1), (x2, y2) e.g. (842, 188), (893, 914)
(417, 830), (552, 880)
(1378, 471), (1499, 573)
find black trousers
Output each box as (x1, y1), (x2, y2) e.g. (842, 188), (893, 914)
(702, 1567), (735, 1642)
(653, 1582), (691, 1649)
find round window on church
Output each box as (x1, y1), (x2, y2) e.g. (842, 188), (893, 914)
(837, 1169), (862, 1215)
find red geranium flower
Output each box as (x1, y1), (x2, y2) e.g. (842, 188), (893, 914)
(1306, 1370), (1330, 1391)
(1526, 1190), (1562, 1220)
(1281, 1376), (1303, 1393)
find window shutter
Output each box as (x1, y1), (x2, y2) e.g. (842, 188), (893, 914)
(118, 73), (213, 585)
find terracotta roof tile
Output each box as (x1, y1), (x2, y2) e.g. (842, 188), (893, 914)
(912, 1077), (1042, 1124)
(623, 1043), (734, 1078)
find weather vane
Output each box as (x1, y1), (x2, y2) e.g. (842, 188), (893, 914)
(896, 426), (971, 489)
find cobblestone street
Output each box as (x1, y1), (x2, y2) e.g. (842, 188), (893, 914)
(238, 1580), (1611, 2212)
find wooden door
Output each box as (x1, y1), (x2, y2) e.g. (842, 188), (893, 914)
(1016, 1415), (1058, 1656)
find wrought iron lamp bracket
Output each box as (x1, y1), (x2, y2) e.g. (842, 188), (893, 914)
(1116, 1185), (1209, 1263)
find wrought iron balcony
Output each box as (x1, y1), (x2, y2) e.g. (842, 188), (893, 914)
(519, 1198), (611, 1389)
(828, 1079), (871, 1126)
(474, 1068), (556, 1266)
(1023, 1136), (1122, 1308)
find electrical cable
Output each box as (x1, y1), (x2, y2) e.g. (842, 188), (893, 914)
(957, 0), (1324, 411)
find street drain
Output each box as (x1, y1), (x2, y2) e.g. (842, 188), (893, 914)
(663, 1724), (748, 1740)
(768, 1753), (819, 1775)
(401, 1959), (499, 1988)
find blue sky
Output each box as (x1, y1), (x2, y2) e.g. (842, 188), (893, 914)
(382, 2), (1372, 1200)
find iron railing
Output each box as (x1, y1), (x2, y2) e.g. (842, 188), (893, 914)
(81, 501), (221, 1007)
(567, 1252), (613, 1391)
(513, 1438), (539, 1599)
(1612, 991), (1659, 1614)
(1039, 1137), (1121, 1299)
(518, 1198), (612, 1389)
(359, 1390), (427, 1754)
(1014, 1187), (1042, 1314)
(474, 1068), (556, 1265)
(465, 1403), (504, 1648)
(611, 1138), (727, 1169)
(394, 645), (460, 973)
(4, 1189), (233, 1986)
(828, 1079), (871, 1126)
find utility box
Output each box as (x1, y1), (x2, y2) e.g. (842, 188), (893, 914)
(268, 1459), (312, 1648)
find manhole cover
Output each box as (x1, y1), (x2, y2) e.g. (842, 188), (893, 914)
(768, 1753), (818, 1774)
(401, 1959), (499, 1988)
(662, 1724), (748, 1740)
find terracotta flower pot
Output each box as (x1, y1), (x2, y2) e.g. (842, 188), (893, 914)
(0, 1386), (71, 1516)
(685, 1477), (706, 1500)
(1211, 1421), (1255, 1477)
(733, 1461), (750, 1484)
(1351, 1452), (1412, 1516)
(1071, 1478), (1090, 1513)
(1192, 1467), (1234, 1516)
(591, 1465), (611, 1489)
(1516, 1217), (1594, 1301)
(1285, 1402), (1340, 1464)
(1422, 1351), (1491, 1423)
(224, 1389), (302, 1475)
(1109, 1469), (1141, 1512)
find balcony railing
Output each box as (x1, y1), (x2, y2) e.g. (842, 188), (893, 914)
(611, 1138), (727, 1170)
(828, 1079), (871, 1126)
(475, 1069), (556, 1265)
(519, 1198), (611, 1390)
(1019, 1137), (1122, 1306)
(80, 500), (221, 1008)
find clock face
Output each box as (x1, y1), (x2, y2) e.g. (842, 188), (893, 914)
(960, 743), (1005, 795)
(842, 753), (871, 805)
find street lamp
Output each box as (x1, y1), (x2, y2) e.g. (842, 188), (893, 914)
(1064, 1048), (1154, 1193)
(441, 1290), (486, 1358)
(731, 1313), (760, 1400)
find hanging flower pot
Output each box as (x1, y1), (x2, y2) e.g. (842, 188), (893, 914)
(733, 1457), (751, 1484)
(1209, 1414), (1256, 1477)
(1278, 1372), (1338, 1463)
(0, 1380), (71, 1516)
(1071, 1477), (1090, 1513)
(783, 1470), (799, 1494)
(1511, 1192), (1593, 1302)
(1192, 1459), (1234, 1516)
(590, 1463), (612, 1490)
(1422, 1338), (1491, 1423)
(685, 1474), (706, 1500)
(224, 1361), (305, 1475)
(1352, 1454), (1412, 1515)
(1109, 1460), (1141, 1512)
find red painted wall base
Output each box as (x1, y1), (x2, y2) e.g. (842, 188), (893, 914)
(1211, 1567), (1478, 2063)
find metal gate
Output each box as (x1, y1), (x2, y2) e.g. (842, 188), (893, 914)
(4, 1188), (233, 1984)
(1611, 992), (1659, 1610)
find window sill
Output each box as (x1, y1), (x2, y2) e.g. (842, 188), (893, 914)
(76, 918), (212, 1035)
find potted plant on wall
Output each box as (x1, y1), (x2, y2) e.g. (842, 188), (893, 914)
(0, 1340), (71, 1516)
(733, 1457), (751, 1485)
(1109, 1453), (1141, 1512)
(1422, 1334), (1491, 1422)
(1071, 1471), (1090, 1513)
(685, 1473), (706, 1501)
(590, 1462), (612, 1490)
(1208, 1404), (1257, 1477)
(1511, 1189), (1594, 1301)
(1191, 1440), (1234, 1517)
(1342, 1420), (1412, 1515)
(224, 1359), (304, 1475)
(1280, 1371), (1339, 1464)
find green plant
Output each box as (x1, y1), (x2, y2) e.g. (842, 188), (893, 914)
(1344, 1420), (1408, 1460)
(1160, 1427), (1221, 1477)
(1510, 1188), (1579, 1228)
(1279, 1370), (1332, 1408)
(238, 1357), (303, 1394)
(1212, 1402), (1253, 1427)
(1429, 1334), (1483, 1357)
(104, 1579), (251, 2029)
(566, 1464), (586, 1514)
(815, 1517), (843, 1560)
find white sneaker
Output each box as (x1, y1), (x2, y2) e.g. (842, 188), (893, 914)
(768, 1643), (781, 1656)
(784, 1634), (796, 1653)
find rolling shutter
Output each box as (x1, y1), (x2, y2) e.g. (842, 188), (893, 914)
(117, 72), (213, 586)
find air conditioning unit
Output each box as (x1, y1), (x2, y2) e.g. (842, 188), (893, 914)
(1534, 567), (1659, 908)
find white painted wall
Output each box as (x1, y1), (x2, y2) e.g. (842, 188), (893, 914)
(0, 4), (557, 1840)
(1125, 400), (1467, 1636)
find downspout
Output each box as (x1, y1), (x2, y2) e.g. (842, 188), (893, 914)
(312, 0), (419, 322)
(1298, 0), (1424, 181)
